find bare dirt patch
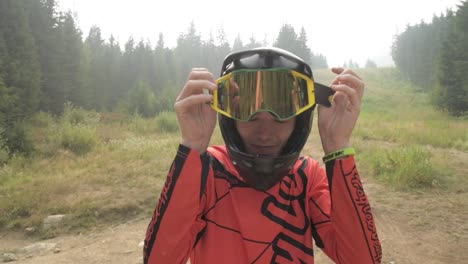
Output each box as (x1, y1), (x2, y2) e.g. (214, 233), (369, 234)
(2, 141), (467, 264)
(1, 178), (466, 264)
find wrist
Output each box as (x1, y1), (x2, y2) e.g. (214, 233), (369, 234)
(323, 147), (355, 163)
(322, 141), (350, 155)
(180, 139), (208, 154)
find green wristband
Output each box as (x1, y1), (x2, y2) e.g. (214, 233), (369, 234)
(322, 147), (356, 163)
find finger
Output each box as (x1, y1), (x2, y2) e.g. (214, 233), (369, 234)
(175, 94), (213, 111)
(192, 68), (209, 71)
(331, 67), (344, 75)
(187, 69), (215, 81)
(339, 68), (363, 80)
(331, 91), (349, 106)
(336, 74), (365, 97)
(331, 84), (360, 107)
(331, 67), (344, 85)
(177, 79), (217, 101)
(337, 74), (364, 88)
(331, 68), (364, 86)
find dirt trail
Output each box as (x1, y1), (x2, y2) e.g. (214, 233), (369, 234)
(1, 179), (466, 264)
(0, 217), (148, 264)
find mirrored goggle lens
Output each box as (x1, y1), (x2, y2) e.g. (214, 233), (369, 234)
(212, 69), (315, 121)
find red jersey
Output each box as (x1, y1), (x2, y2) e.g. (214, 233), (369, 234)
(144, 145), (381, 263)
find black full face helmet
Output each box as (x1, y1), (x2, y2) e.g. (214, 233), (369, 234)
(217, 47), (333, 191)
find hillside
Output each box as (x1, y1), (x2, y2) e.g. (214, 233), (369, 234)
(1, 68), (467, 263)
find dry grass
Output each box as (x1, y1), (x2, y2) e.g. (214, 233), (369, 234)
(0, 68), (467, 243)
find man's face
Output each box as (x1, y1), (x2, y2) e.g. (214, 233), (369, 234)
(236, 112), (295, 157)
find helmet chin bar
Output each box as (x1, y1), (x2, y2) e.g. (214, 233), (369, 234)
(228, 146), (297, 191)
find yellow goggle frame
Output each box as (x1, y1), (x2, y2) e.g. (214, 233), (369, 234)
(211, 68), (316, 121)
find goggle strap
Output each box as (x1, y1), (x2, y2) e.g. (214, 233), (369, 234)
(314, 82), (335, 107)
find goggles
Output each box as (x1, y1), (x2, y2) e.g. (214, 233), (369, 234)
(210, 68), (334, 121)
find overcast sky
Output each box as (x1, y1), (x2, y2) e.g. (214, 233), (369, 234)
(56, 0), (462, 67)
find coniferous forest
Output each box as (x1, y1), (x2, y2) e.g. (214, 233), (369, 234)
(0, 0), (467, 159)
(0, 0), (327, 156)
(392, 0), (468, 115)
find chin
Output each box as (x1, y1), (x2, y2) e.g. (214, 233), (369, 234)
(248, 149), (280, 157)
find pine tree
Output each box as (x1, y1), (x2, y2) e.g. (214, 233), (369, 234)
(365, 59), (378, 68)
(103, 35), (122, 109)
(0, 0), (40, 154)
(202, 31), (217, 72)
(232, 34), (244, 52)
(297, 27), (311, 63)
(274, 24), (325, 67)
(436, 1), (468, 115)
(120, 36), (137, 100)
(54, 11), (83, 113)
(83, 26), (107, 110)
(0, 0), (41, 116)
(392, 11), (455, 91)
(154, 33), (176, 112)
(437, 28), (462, 114)
(274, 24), (299, 55)
(310, 53), (328, 69)
(175, 22), (203, 84)
(456, 1), (468, 113)
(216, 26), (231, 67)
(244, 34), (262, 49)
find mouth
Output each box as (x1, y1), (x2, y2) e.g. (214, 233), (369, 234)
(247, 144), (278, 156)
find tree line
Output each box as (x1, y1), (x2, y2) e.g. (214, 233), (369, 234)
(0, 0), (328, 156)
(391, 0), (467, 116)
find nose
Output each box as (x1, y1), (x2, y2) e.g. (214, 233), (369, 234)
(253, 111), (276, 121)
(252, 112), (275, 141)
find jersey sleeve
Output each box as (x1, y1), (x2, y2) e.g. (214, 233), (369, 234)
(308, 156), (382, 263)
(143, 144), (210, 264)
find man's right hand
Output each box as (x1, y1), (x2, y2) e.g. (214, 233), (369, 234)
(175, 68), (218, 153)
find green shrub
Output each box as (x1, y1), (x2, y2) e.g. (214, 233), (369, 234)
(368, 146), (438, 189)
(453, 139), (468, 152)
(60, 124), (99, 155)
(98, 112), (127, 124)
(62, 102), (99, 126)
(156, 111), (178, 133)
(128, 115), (159, 135)
(0, 132), (8, 164)
(0, 148), (8, 164)
(1, 122), (34, 155)
(125, 81), (158, 118)
(29, 112), (56, 127)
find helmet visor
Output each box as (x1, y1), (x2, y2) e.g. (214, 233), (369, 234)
(212, 68), (324, 121)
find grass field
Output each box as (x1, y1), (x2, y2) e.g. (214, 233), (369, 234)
(0, 67), (467, 242)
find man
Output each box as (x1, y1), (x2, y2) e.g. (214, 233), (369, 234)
(144, 47), (382, 263)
